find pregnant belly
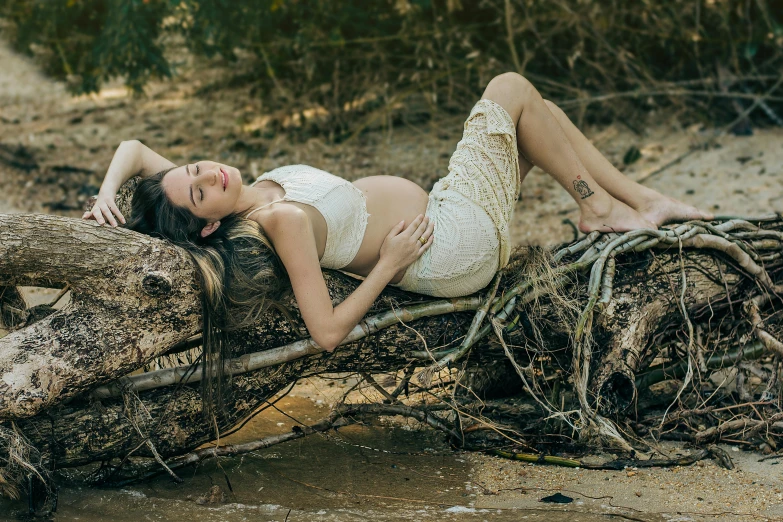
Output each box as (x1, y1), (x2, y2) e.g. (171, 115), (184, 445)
(344, 175), (429, 280)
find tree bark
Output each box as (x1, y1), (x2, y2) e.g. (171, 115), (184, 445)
(0, 214), (202, 419)
(590, 250), (747, 413)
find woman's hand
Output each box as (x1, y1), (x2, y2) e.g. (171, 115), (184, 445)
(82, 192), (125, 227)
(82, 140), (176, 226)
(379, 214), (434, 273)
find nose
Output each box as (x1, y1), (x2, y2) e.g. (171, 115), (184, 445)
(199, 167), (219, 186)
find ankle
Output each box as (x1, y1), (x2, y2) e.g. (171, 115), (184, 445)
(627, 187), (663, 211)
(579, 190), (613, 217)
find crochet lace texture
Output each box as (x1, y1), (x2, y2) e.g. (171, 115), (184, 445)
(391, 99), (521, 297)
(249, 100), (519, 297)
(252, 165), (370, 270)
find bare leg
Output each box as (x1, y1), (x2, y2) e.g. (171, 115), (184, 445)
(481, 73), (655, 233)
(519, 153), (534, 185)
(542, 99), (713, 225)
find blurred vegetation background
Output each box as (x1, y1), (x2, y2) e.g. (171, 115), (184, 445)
(1, 0), (781, 137)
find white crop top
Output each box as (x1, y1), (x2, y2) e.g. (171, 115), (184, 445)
(248, 165), (370, 270)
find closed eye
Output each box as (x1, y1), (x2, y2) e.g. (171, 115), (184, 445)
(188, 163), (203, 204)
(196, 164), (202, 200)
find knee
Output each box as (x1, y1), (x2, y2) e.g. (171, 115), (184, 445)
(543, 99), (564, 118)
(486, 72), (536, 99)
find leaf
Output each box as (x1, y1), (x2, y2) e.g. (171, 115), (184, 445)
(623, 146), (642, 166)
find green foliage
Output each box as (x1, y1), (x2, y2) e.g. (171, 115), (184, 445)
(0, 0), (170, 93)
(1, 0), (781, 125)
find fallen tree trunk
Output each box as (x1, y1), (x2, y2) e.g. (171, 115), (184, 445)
(1, 209), (782, 495)
(0, 213), (203, 418)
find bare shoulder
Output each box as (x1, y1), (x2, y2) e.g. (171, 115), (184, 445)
(250, 204), (312, 246)
(259, 205), (324, 303)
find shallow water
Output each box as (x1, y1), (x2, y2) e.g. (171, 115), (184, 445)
(0, 396), (659, 522)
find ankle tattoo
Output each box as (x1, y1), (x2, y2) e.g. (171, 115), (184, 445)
(573, 178), (594, 200)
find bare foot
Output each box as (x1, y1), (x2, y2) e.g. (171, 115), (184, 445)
(636, 194), (714, 226)
(579, 197), (657, 233)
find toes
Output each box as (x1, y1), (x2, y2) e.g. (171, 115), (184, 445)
(687, 207), (711, 221)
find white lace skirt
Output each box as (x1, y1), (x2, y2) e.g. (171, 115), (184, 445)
(390, 98), (521, 297)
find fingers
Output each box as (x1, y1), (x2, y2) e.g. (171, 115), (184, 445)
(387, 220), (406, 238)
(108, 200), (126, 225)
(101, 203), (118, 227)
(418, 233), (434, 254)
(84, 204), (111, 226)
(87, 207), (102, 224)
(422, 218), (434, 239)
(81, 198), (125, 226)
(406, 215), (434, 240)
(404, 214), (426, 236)
(418, 218), (435, 249)
(412, 214), (430, 239)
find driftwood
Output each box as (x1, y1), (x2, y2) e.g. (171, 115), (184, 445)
(1, 192), (782, 502)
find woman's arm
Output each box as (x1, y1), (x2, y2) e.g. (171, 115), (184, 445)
(83, 140), (177, 226)
(269, 206), (434, 351)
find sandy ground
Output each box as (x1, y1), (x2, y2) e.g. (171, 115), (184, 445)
(2, 37), (783, 521)
(282, 379), (783, 522)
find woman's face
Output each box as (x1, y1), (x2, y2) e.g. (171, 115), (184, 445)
(162, 161), (243, 222)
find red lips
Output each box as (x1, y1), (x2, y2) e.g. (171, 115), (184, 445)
(220, 168), (228, 190)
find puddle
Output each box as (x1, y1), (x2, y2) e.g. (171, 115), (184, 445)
(0, 396), (658, 521)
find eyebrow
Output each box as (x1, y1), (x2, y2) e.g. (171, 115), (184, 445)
(186, 165), (196, 206)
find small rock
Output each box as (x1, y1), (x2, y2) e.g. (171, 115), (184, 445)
(627, 471), (637, 477)
(540, 492), (572, 504)
(194, 485), (226, 505)
(635, 491), (642, 497)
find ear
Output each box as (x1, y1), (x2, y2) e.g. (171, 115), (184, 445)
(200, 220), (221, 238)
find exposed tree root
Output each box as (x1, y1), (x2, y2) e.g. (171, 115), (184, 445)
(492, 444), (733, 470)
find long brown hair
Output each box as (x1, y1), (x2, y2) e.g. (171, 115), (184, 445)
(126, 169), (292, 418)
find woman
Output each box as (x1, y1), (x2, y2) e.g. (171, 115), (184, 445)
(84, 73), (711, 354)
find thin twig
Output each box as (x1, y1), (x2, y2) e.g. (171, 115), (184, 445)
(360, 372), (398, 403)
(417, 274), (502, 386)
